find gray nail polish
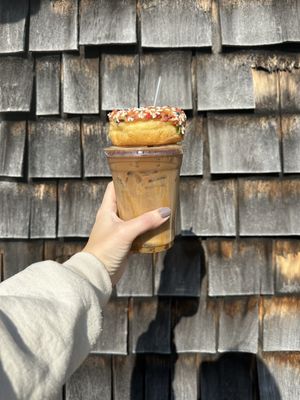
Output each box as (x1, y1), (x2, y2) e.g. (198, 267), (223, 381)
(158, 207), (171, 218)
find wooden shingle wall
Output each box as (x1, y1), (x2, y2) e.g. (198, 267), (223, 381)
(0, 0), (300, 398)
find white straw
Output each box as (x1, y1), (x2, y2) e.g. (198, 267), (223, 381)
(153, 76), (162, 106)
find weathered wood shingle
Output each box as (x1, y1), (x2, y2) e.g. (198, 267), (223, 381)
(139, 51), (192, 109)
(28, 118), (81, 178)
(239, 179), (300, 236)
(79, 0), (136, 45)
(282, 115), (300, 173)
(0, 57), (33, 112)
(172, 355), (199, 400)
(208, 114), (281, 174)
(280, 69), (300, 112)
(180, 178), (236, 236)
(30, 0), (78, 51)
(36, 55), (60, 116)
(140, 0), (212, 48)
(206, 239), (274, 296)
(197, 53), (254, 111)
(0, 0), (28, 53)
(0, 121), (26, 177)
(180, 117), (203, 176)
(274, 240), (300, 294)
(101, 54), (139, 110)
(63, 53), (99, 114)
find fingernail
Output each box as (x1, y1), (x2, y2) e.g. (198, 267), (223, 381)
(158, 207), (171, 218)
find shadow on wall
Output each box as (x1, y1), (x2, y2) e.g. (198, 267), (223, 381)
(0, 0), (40, 23)
(130, 236), (282, 399)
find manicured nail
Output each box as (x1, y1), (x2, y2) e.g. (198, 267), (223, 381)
(158, 207), (171, 218)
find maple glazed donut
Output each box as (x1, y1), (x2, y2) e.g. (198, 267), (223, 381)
(108, 106), (187, 146)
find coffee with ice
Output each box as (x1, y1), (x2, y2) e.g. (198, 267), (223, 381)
(105, 106), (186, 253)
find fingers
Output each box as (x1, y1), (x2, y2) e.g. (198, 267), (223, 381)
(99, 181), (117, 213)
(123, 207), (171, 241)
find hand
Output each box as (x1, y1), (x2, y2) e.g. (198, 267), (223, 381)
(82, 182), (171, 286)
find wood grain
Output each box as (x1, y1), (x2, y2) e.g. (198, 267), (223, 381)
(29, 0), (78, 51)
(113, 355), (143, 400)
(66, 355), (111, 400)
(44, 240), (85, 263)
(63, 53), (99, 114)
(101, 54), (139, 110)
(282, 115), (300, 173)
(252, 68), (279, 112)
(0, 56), (33, 112)
(171, 354), (199, 400)
(197, 53), (254, 110)
(79, 0), (136, 45)
(130, 297), (171, 353)
(206, 239), (274, 296)
(82, 118), (111, 177)
(0, 121), (26, 177)
(180, 178), (236, 236)
(28, 118), (81, 178)
(141, 0), (212, 48)
(30, 183), (57, 238)
(263, 296), (300, 351)
(145, 355), (170, 400)
(92, 298), (128, 354)
(208, 114), (281, 174)
(116, 253), (153, 297)
(180, 117), (203, 176)
(58, 180), (108, 237)
(0, 0), (28, 53)
(139, 51), (192, 109)
(36, 55), (60, 115)
(239, 179), (300, 236)
(274, 240), (300, 294)
(280, 69), (300, 112)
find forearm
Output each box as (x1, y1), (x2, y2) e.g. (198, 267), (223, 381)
(0, 252), (112, 400)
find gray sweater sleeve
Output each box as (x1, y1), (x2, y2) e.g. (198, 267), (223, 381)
(0, 252), (112, 400)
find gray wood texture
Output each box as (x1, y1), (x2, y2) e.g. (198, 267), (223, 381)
(0, 182), (30, 238)
(1, 240), (43, 279)
(171, 354), (199, 400)
(145, 356), (170, 400)
(220, 0), (300, 46)
(257, 353), (300, 400)
(113, 355), (143, 400)
(139, 51), (192, 109)
(82, 118), (111, 177)
(201, 353), (254, 400)
(130, 297), (171, 353)
(173, 281), (217, 353)
(219, 297), (258, 353)
(154, 236), (202, 296)
(206, 239), (274, 296)
(30, 183), (57, 238)
(101, 54), (139, 110)
(0, 121), (26, 177)
(239, 179), (300, 236)
(208, 114), (281, 174)
(252, 68), (279, 112)
(58, 180), (108, 237)
(263, 296), (300, 351)
(280, 69), (300, 112)
(92, 298), (128, 354)
(28, 118), (81, 178)
(116, 253), (153, 297)
(0, 0), (28, 53)
(0, 57), (33, 112)
(66, 355), (111, 400)
(274, 240), (300, 294)
(30, 0), (78, 51)
(36, 55), (60, 115)
(141, 0), (212, 48)
(180, 178), (236, 236)
(197, 53), (255, 111)
(180, 117), (203, 176)
(63, 53), (99, 114)
(282, 115), (300, 173)
(79, 0), (136, 45)
(44, 240), (85, 263)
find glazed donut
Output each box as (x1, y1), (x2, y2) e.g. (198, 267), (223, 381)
(108, 106), (186, 146)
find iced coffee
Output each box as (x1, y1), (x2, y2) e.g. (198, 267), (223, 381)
(105, 106), (186, 253)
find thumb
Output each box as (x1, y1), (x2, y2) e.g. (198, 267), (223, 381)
(123, 207), (171, 241)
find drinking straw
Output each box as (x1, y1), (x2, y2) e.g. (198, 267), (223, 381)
(153, 76), (162, 106)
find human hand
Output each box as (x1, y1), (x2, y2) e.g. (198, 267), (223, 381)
(82, 182), (171, 286)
